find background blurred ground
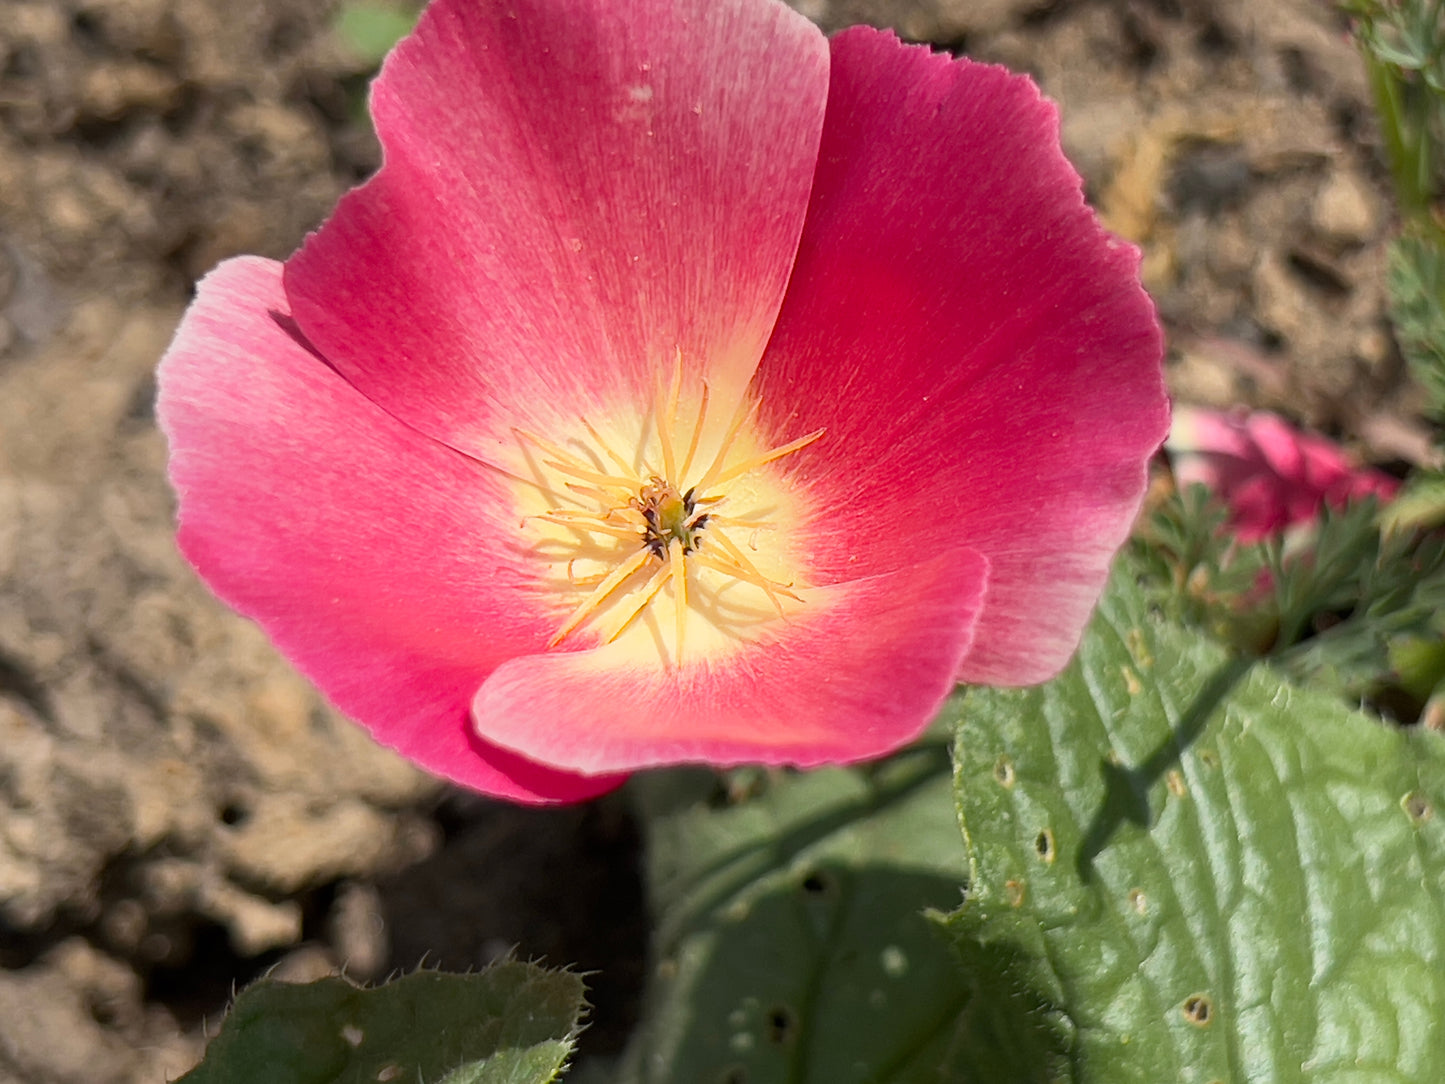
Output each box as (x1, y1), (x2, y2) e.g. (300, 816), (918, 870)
(0, 0), (1426, 1079)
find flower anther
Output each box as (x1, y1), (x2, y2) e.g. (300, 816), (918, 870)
(515, 354), (823, 666)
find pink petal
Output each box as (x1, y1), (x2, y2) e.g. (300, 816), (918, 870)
(157, 257), (620, 803)
(284, 0), (829, 460)
(748, 28), (1168, 687)
(1169, 406), (1399, 542)
(470, 548), (989, 774)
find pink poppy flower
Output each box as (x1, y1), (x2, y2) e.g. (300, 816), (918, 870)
(1169, 406), (1398, 543)
(157, 0), (1167, 803)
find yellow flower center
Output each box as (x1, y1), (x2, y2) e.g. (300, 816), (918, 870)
(510, 353), (823, 668)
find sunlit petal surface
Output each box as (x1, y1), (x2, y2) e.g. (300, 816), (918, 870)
(473, 550), (988, 773)
(159, 258), (619, 802)
(158, 0), (1169, 800)
(284, 0), (828, 461)
(752, 28), (1169, 686)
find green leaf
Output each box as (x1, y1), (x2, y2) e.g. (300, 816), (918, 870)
(618, 746), (974, 1083)
(179, 962), (584, 1084)
(946, 562), (1445, 1083)
(1382, 470), (1445, 532)
(1389, 233), (1445, 418)
(1392, 635), (1445, 702)
(334, 2), (420, 67)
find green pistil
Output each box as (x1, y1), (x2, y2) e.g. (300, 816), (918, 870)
(640, 482), (708, 559)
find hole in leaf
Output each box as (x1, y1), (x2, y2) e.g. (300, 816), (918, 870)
(1034, 829), (1055, 864)
(1403, 791), (1433, 824)
(800, 870), (834, 896)
(764, 1005), (796, 1045)
(1182, 995), (1213, 1026)
(994, 756), (1016, 788)
(219, 802), (249, 827)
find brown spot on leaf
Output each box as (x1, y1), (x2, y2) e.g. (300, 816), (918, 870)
(1182, 995), (1213, 1026)
(1403, 791), (1433, 824)
(1035, 828), (1056, 864)
(764, 1005), (796, 1045)
(994, 756), (1016, 788)
(1125, 627), (1155, 669)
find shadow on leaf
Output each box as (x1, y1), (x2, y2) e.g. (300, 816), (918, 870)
(1075, 655), (1253, 881)
(627, 863), (994, 1083)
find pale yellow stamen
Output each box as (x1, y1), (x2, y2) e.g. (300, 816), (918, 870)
(711, 428), (827, 487)
(692, 394), (762, 495)
(707, 527), (802, 613)
(519, 353), (823, 662)
(604, 560), (672, 640)
(668, 538), (687, 666)
(548, 546), (651, 647)
(580, 416), (637, 476)
(690, 549), (799, 615)
(542, 459), (640, 492)
(656, 349), (686, 485)
(678, 380), (710, 481)
(532, 513), (641, 542)
(533, 508), (626, 527)
(655, 369), (679, 484)
(565, 559), (608, 588)
(514, 429), (598, 475)
(709, 514), (773, 531)
(563, 482), (621, 503)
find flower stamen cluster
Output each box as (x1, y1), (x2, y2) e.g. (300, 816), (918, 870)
(518, 354), (822, 666)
